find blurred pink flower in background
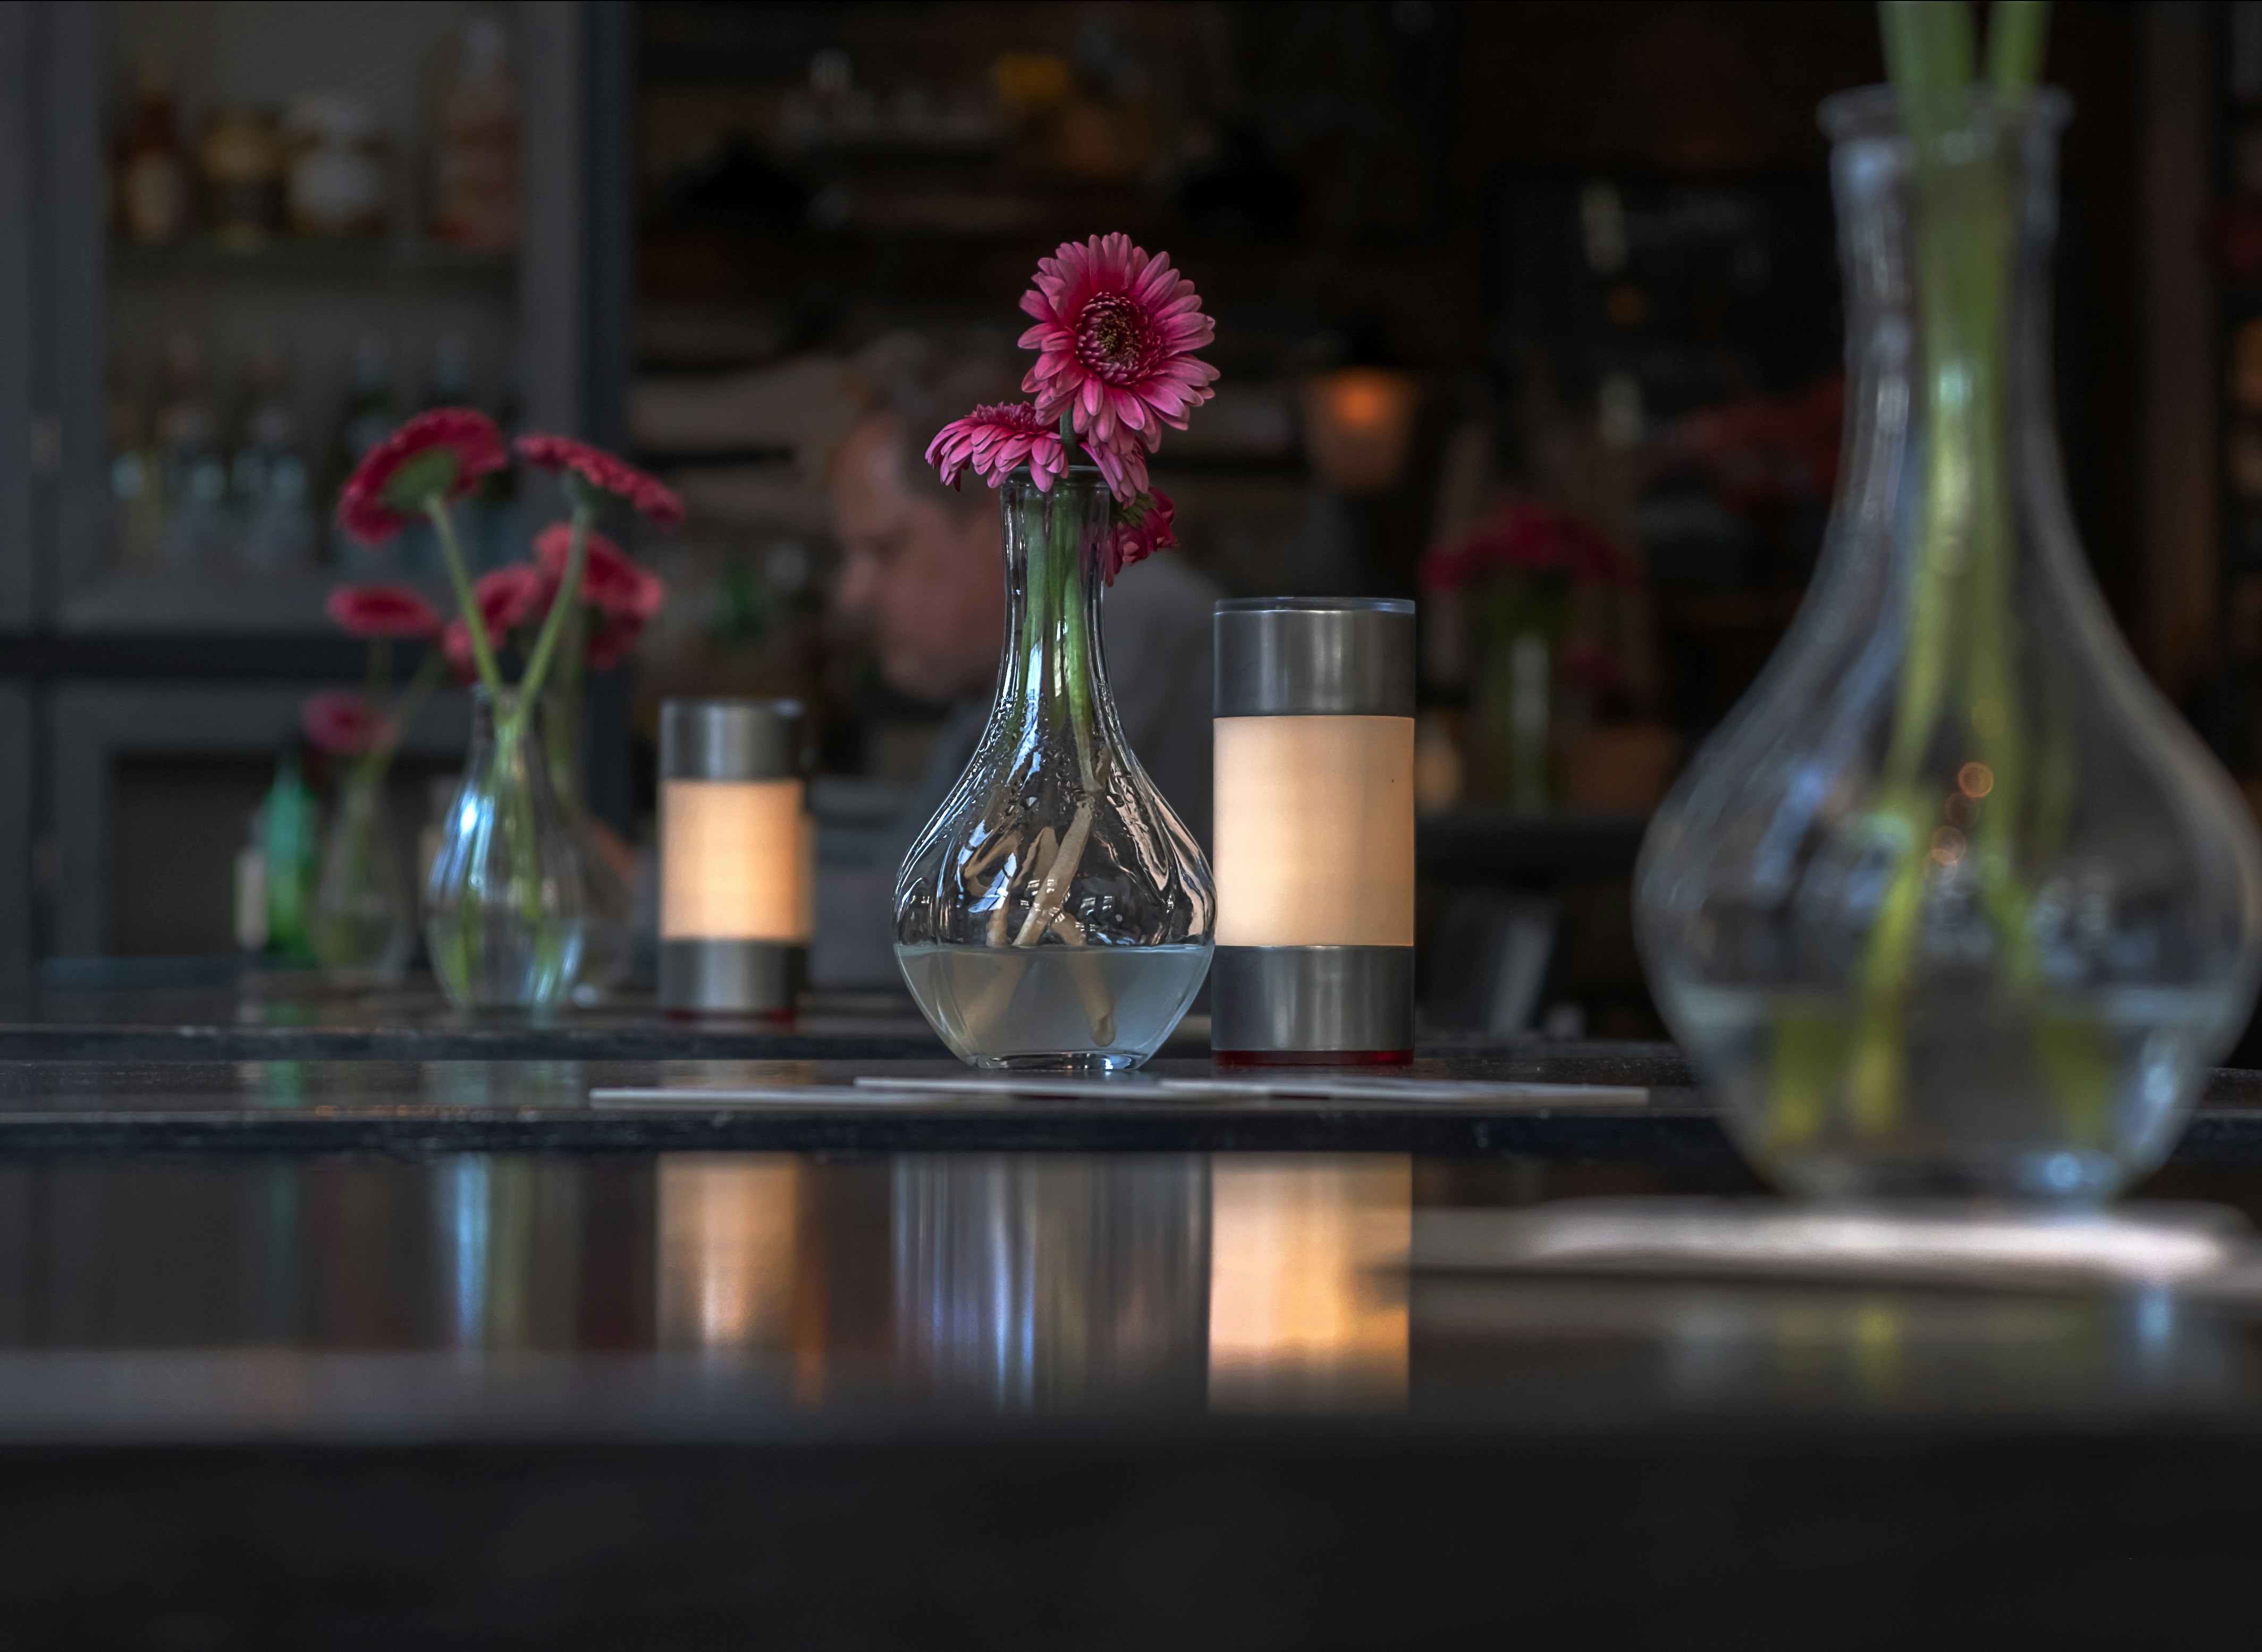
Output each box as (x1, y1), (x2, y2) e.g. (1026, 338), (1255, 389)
(336, 409), (508, 546)
(325, 583), (445, 640)
(300, 690), (390, 757)
(516, 434), (685, 528)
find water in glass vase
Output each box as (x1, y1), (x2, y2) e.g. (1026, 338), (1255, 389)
(896, 943), (1211, 1072)
(1670, 982), (2243, 1202)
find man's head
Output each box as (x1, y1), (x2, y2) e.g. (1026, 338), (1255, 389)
(829, 348), (1020, 703)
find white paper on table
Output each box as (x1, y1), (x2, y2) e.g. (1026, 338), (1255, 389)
(588, 1084), (977, 1110)
(848, 1074), (1649, 1107)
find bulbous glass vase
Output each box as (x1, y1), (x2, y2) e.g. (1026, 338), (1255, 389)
(310, 765), (414, 985)
(1636, 87), (2262, 1203)
(425, 687), (586, 1009)
(544, 684), (638, 1005)
(894, 469), (1215, 1072)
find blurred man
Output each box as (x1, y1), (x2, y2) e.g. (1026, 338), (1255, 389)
(824, 360), (1219, 975)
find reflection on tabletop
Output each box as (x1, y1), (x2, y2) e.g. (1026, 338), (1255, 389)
(0, 1151), (2252, 1428)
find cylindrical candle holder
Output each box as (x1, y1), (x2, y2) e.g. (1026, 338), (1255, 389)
(1212, 597), (1416, 1062)
(659, 698), (812, 1016)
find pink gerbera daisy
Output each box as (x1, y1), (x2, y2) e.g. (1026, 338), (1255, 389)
(325, 583), (446, 640)
(1082, 432), (1150, 504)
(1018, 233), (1218, 453)
(926, 402), (1068, 492)
(585, 610), (648, 671)
(535, 524), (665, 623)
(300, 690), (391, 757)
(516, 434), (685, 528)
(1100, 490), (1176, 586)
(441, 564), (553, 681)
(336, 409), (508, 547)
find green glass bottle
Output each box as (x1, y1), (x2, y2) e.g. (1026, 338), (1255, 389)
(259, 753), (320, 965)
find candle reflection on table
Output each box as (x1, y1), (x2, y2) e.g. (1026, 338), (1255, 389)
(1206, 1157), (1412, 1407)
(657, 1156), (802, 1353)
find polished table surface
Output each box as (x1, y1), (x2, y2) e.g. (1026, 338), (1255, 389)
(0, 971), (960, 1061)
(6, 999), (2262, 1640)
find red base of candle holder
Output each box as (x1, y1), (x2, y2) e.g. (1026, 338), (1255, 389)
(1211, 1048), (1414, 1067)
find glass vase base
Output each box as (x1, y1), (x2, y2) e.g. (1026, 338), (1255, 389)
(967, 1051), (1150, 1076)
(1674, 984), (2235, 1205)
(896, 942), (1211, 1073)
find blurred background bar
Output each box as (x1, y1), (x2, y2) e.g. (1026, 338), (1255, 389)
(0, 1), (2233, 1049)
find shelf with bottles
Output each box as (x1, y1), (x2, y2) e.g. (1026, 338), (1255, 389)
(91, 326), (527, 633)
(112, 14), (520, 273)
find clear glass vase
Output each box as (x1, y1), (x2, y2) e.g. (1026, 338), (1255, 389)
(310, 763), (414, 985)
(425, 687), (586, 1009)
(544, 682), (637, 1005)
(894, 469), (1215, 1072)
(1635, 87), (2262, 1203)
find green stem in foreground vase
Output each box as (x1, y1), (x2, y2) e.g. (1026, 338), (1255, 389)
(427, 496), (503, 695)
(1842, 1), (2049, 1136)
(513, 501), (593, 738)
(1008, 474), (1104, 947)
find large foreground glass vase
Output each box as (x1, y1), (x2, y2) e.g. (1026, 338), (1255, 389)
(894, 469), (1214, 1072)
(425, 687), (586, 1009)
(1636, 88), (2262, 1203)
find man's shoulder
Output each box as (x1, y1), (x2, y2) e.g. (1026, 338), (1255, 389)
(1105, 553), (1222, 642)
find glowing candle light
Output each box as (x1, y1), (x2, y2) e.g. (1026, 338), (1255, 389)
(1212, 598), (1416, 1060)
(659, 698), (811, 1014)
(1206, 1157), (1411, 1407)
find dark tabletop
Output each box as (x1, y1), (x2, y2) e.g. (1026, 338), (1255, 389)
(8, 974), (2262, 1642)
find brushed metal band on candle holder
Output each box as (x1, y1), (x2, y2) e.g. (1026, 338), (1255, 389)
(660, 938), (805, 1017)
(660, 697), (806, 1015)
(661, 698), (803, 783)
(1210, 946), (1415, 1056)
(1214, 597), (1416, 719)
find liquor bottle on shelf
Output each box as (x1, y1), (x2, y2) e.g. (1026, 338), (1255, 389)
(423, 332), (473, 410)
(430, 17), (520, 252)
(106, 364), (162, 569)
(233, 340), (314, 569)
(474, 363), (522, 570)
(199, 103), (284, 254)
(328, 336), (396, 571)
(282, 94), (387, 240)
(153, 333), (226, 568)
(118, 55), (188, 244)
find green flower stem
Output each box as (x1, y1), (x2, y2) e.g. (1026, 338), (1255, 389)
(1843, 1), (2046, 1136)
(1057, 506), (1099, 794)
(498, 717), (547, 930)
(544, 605), (588, 807)
(512, 503), (592, 738)
(427, 496), (503, 694)
(352, 648), (444, 794)
(1006, 477), (1103, 947)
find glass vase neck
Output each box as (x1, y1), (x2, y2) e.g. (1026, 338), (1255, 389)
(1820, 79), (2071, 601)
(992, 473), (1119, 757)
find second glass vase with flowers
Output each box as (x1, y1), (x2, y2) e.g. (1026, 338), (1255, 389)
(334, 412), (680, 1010)
(301, 585), (451, 984)
(893, 234), (1218, 1071)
